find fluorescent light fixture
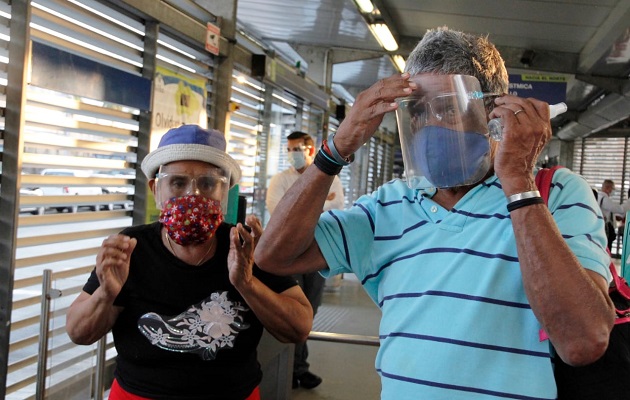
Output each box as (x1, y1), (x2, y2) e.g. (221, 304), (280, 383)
(369, 23), (398, 51)
(355, 0), (374, 13)
(392, 55), (406, 72)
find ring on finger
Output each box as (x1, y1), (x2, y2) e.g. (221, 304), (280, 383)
(514, 109), (524, 116)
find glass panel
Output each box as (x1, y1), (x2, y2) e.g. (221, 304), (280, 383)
(262, 93), (298, 224)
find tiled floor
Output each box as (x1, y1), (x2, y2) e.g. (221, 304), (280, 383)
(291, 275), (382, 400)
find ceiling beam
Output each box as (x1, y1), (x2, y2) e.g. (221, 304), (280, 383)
(497, 46), (579, 75)
(575, 75), (630, 95)
(293, 44), (384, 65)
(398, 37), (580, 75)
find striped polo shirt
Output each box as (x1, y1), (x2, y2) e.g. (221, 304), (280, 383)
(315, 168), (610, 400)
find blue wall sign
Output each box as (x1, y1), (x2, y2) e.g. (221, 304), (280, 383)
(30, 41), (151, 111)
(508, 74), (567, 105)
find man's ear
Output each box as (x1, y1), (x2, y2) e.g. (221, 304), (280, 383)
(308, 146), (316, 157)
(148, 179), (156, 193)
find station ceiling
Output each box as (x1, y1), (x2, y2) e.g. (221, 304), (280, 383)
(233, 0), (630, 140)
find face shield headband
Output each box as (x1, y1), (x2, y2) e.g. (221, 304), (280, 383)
(395, 74), (496, 190)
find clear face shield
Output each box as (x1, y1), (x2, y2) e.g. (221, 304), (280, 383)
(154, 165), (230, 211)
(396, 74), (496, 189)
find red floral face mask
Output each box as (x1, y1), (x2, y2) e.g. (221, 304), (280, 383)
(159, 195), (223, 246)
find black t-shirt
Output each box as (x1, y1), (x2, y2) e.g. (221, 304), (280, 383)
(82, 222), (297, 400)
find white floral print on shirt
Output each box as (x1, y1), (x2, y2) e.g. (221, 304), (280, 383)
(138, 291), (250, 360)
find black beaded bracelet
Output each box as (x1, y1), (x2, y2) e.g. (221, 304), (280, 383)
(314, 148), (343, 175)
(506, 196), (544, 212)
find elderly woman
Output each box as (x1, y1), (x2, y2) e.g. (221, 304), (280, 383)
(66, 125), (312, 400)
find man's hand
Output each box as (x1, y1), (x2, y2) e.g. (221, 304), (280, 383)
(489, 95), (553, 196)
(333, 73), (416, 158)
(95, 234), (137, 301)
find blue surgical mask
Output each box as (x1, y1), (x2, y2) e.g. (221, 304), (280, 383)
(287, 151), (307, 170)
(416, 126), (491, 188)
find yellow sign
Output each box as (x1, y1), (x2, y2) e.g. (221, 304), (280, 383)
(520, 74), (567, 82)
(147, 66), (207, 223)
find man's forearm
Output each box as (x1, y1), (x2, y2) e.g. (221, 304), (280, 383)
(511, 204), (614, 365)
(255, 165), (334, 273)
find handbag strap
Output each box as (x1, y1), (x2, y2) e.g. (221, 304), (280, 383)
(535, 166), (564, 203)
(610, 262), (630, 302)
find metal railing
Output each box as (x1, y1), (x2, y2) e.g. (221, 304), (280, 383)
(308, 331), (379, 347)
(34, 269), (110, 400)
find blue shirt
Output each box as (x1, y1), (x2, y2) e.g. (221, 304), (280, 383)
(315, 168), (610, 400)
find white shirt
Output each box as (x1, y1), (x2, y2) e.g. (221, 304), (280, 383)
(266, 166), (345, 215)
(597, 191), (625, 223)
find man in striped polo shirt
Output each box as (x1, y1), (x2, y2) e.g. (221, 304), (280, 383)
(255, 27), (615, 400)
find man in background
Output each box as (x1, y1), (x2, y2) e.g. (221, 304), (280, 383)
(598, 179), (625, 250)
(266, 131), (345, 389)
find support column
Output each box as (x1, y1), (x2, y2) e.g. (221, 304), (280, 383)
(0, 0), (31, 396)
(197, 0), (237, 133)
(133, 20), (158, 226)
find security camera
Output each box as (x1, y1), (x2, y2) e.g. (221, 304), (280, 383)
(520, 49), (536, 66)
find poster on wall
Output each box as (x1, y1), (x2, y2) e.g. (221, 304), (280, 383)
(150, 65), (208, 150)
(147, 66), (208, 223)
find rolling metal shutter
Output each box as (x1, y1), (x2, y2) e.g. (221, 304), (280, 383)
(260, 88), (299, 223)
(228, 73), (264, 214)
(6, 1), (145, 398)
(572, 137), (629, 255)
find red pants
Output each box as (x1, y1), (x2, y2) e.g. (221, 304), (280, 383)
(109, 378), (261, 400)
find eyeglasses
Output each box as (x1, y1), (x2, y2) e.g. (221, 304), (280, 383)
(482, 93), (502, 113)
(287, 145), (310, 152)
(408, 92), (501, 124)
(156, 173), (228, 197)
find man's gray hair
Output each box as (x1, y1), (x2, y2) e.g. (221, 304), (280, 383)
(405, 27), (509, 95)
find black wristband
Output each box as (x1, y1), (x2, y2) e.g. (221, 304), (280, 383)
(314, 148), (343, 175)
(506, 196), (544, 212)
